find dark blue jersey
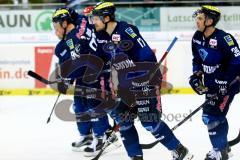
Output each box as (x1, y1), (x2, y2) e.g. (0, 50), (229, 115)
(55, 15), (100, 87)
(96, 21), (162, 100)
(96, 21), (158, 77)
(192, 28), (240, 92)
(96, 21), (157, 63)
(95, 21), (162, 108)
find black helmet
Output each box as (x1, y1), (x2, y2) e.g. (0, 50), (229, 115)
(92, 2), (116, 21)
(52, 8), (73, 23)
(193, 5), (221, 26)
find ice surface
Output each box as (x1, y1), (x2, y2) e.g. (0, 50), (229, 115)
(0, 94), (239, 160)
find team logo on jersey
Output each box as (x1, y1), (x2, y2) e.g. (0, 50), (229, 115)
(125, 27), (137, 38)
(198, 49), (208, 61)
(209, 39), (217, 48)
(224, 35), (234, 46)
(66, 39), (74, 50)
(112, 34), (121, 42)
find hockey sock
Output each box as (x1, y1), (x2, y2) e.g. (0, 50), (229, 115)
(92, 115), (110, 137)
(77, 121), (92, 135)
(208, 119), (228, 150)
(152, 121), (180, 150)
(120, 125), (143, 157)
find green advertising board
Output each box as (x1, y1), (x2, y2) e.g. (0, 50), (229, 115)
(116, 7), (160, 31)
(0, 10), (54, 33)
(0, 7), (160, 33)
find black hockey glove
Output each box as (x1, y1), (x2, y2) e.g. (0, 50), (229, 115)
(57, 81), (68, 94)
(189, 74), (208, 95)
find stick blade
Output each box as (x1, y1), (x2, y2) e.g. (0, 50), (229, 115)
(229, 129), (240, 146)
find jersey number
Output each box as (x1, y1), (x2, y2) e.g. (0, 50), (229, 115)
(89, 32), (97, 51)
(137, 37), (146, 48)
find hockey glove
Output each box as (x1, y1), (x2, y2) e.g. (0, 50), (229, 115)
(189, 74), (208, 95)
(57, 81), (68, 94)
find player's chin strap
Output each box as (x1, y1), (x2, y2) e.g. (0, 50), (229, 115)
(99, 15), (112, 32)
(202, 17), (215, 34)
(62, 26), (67, 40)
(60, 21), (68, 40)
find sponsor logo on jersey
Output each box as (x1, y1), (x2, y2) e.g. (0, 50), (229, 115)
(112, 34), (121, 42)
(113, 59), (136, 70)
(209, 38), (217, 48)
(198, 49), (208, 61)
(215, 79), (227, 85)
(231, 47), (240, 57)
(132, 81), (149, 87)
(66, 39), (74, 50)
(193, 38), (201, 45)
(224, 35), (234, 46)
(97, 39), (108, 44)
(125, 27), (137, 38)
(60, 49), (67, 57)
(137, 106), (150, 112)
(202, 64), (219, 74)
(70, 50), (80, 60)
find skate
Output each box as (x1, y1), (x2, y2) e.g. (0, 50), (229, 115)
(83, 136), (105, 157)
(205, 148), (229, 160)
(171, 143), (194, 160)
(71, 134), (93, 152)
(84, 131), (120, 157)
(131, 155), (143, 160)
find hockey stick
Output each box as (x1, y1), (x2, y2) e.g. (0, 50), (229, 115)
(28, 70), (108, 85)
(46, 93), (61, 124)
(140, 99), (211, 149)
(141, 77), (240, 149)
(27, 71), (63, 123)
(28, 70), (61, 84)
(229, 129), (240, 147)
(149, 37), (178, 81)
(91, 121), (119, 160)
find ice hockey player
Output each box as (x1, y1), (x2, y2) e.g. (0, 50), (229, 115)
(190, 5), (240, 160)
(91, 2), (194, 160)
(52, 7), (118, 156)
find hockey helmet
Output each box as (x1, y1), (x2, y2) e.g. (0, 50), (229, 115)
(52, 8), (72, 23)
(193, 5), (221, 26)
(92, 2), (116, 21)
(83, 6), (94, 16)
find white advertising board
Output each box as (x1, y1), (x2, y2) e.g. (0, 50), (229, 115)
(0, 43), (57, 89)
(160, 6), (240, 31)
(0, 44), (35, 88)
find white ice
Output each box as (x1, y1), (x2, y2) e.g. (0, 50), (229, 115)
(0, 94), (239, 160)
